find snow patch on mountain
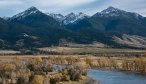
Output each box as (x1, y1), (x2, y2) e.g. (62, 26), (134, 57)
(47, 12), (89, 25)
(63, 12), (89, 25)
(46, 13), (65, 22)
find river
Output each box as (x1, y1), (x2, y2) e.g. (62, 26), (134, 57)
(88, 69), (146, 84)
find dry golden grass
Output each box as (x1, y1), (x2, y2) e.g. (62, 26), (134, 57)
(38, 47), (146, 55)
(0, 50), (20, 55)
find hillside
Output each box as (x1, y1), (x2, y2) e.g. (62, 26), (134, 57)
(0, 6), (146, 49)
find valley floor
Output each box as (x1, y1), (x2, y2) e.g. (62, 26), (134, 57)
(0, 47), (146, 84)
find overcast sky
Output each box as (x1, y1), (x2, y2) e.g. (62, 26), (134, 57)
(0, 0), (146, 17)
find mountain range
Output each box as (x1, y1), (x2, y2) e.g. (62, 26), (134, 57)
(46, 12), (89, 25)
(0, 6), (146, 49)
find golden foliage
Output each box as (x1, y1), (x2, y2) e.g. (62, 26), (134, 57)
(34, 56), (43, 64)
(3, 64), (16, 72)
(31, 75), (43, 84)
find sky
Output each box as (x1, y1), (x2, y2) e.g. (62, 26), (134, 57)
(0, 0), (146, 17)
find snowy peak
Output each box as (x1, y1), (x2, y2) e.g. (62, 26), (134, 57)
(66, 12), (76, 18)
(46, 13), (65, 22)
(66, 12), (87, 19)
(48, 13), (64, 19)
(11, 6), (40, 20)
(79, 12), (86, 16)
(63, 12), (89, 25)
(27, 6), (38, 12)
(47, 12), (89, 25)
(78, 12), (88, 19)
(101, 6), (125, 14)
(94, 6), (143, 18)
(64, 12), (77, 24)
(96, 6), (126, 17)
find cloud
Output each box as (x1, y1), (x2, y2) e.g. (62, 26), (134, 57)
(0, 0), (146, 17)
(1, 0), (96, 8)
(114, 0), (146, 16)
(0, 0), (23, 7)
(0, 0), (97, 16)
(34, 0), (96, 7)
(32, 0), (97, 14)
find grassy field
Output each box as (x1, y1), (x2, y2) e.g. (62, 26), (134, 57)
(0, 50), (20, 55)
(39, 47), (146, 53)
(0, 46), (145, 56)
(38, 47), (146, 57)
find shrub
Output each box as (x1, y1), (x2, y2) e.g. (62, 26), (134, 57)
(61, 75), (70, 81)
(50, 78), (57, 84)
(3, 64), (16, 72)
(17, 77), (25, 84)
(27, 64), (35, 71)
(31, 75), (43, 84)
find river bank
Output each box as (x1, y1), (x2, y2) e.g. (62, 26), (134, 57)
(90, 67), (146, 75)
(60, 76), (98, 84)
(88, 69), (146, 84)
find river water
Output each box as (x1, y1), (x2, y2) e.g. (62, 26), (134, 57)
(88, 69), (146, 84)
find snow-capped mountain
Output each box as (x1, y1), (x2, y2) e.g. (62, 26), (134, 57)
(47, 12), (89, 25)
(0, 6), (146, 49)
(9, 6), (90, 26)
(8, 6), (61, 28)
(10, 6), (41, 20)
(46, 13), (65, 22)
(94, 6), (143, 19)
(101, 6), (126, 16)
(63, 12), (89, 25)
